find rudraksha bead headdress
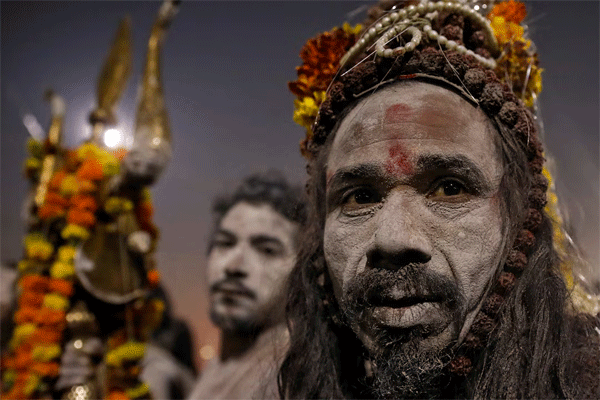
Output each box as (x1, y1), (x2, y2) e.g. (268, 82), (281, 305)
(290, 0), (599, 376)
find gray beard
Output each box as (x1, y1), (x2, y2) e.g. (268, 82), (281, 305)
(340, 266), (465, 398)
(369, 338), (452, 399)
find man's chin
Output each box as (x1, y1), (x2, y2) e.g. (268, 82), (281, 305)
(354, 308), (456, 356)
(367, 332), (454, 399)
(209, 308), (258, 334)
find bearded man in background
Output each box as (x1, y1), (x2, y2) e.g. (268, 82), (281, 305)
(189, 172), (305, 399)
(279, 1), (600, 398)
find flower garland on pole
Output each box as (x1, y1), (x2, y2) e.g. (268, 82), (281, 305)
(2, 139), (162, 400)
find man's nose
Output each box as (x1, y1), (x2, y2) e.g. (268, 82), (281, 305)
(369, 190), (432, 269)
(223, 246), (249, 278)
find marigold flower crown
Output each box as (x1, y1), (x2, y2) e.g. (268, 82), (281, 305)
(289, 0), (598, 378)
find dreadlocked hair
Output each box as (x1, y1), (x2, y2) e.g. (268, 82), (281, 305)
(279, 2), (599, 398)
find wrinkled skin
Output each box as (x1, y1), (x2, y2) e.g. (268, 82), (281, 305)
(324, 82), (507, 356)
(207, 202), (298, 332)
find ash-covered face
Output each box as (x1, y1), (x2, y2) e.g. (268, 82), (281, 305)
(207, 201), (298, 333)
(323, 82), (506, 357)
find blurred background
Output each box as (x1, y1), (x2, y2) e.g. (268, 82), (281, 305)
(2, 1), (598, 370)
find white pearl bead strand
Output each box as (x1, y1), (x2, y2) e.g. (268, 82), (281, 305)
(339, 0), (498, 69)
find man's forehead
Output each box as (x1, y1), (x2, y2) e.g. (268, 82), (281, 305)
(326, 82), (501, 184)
(333, 82), (487, 154)
(219, 201), (297, 242)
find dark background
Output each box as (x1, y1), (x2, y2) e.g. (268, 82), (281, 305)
(2, 1), (598, 369)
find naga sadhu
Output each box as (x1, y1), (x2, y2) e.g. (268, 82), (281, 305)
(279, 1), (600, 398)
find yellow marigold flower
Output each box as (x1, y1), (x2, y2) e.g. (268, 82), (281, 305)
(102, 159), (120, 177)
(105, 342), (146, 367)
(2, 369), (16, 388)
(293, 91), (327, 131)
(23, 373), (41, 396)
(60, 174), (78, 196)
(105, 197), (134, 214)
(126, 383), (150, 399)
(31, 344), (62, 362)
(25, 239), (54, 262)
(24, 232), (46, 245)
(141, 188), (152, 201)
(18, 260), (32, 272)
(27, 138), (44, 158)
(25, 157), (42, 170)
(342, 22), (362, 36)
(43, 293), (70, 311)
(50, 261), (75, 279)
(524, 67), (543, 108)
(77, 143), (102, 161)
(95, 149), (120, 176)
(61, 224), (90, 241)
(10, 323), (36, 349)
(490, 16), (524, 45)
(58, 245), (77, 262)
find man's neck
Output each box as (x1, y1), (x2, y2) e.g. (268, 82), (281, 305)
(219, 323), (287, 362)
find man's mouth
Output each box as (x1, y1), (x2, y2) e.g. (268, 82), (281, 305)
(211, 282), (255, 299)
(371, 294), (444, 308)
(366, 293), (446, 329)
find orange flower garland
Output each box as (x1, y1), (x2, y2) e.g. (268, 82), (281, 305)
(3, 140), (160, 400)
(487, 0), (542, 108)
(289, 23), (361, 157)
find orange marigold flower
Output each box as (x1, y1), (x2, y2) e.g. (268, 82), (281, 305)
(2, 355), (16, 369)
(64, 150), (80, 172)
(76, 158), (104, 181)
(19, 275), (49, 292)
(147, 270), (160, 287)
(67, 208), (96, 228)
(48, 279), (74, 297)
(34, 308), (66, 327)
(13, 350), (33, 369)
(77, 179), (98, 193)
(136, 201), (159, 238)
(45, 191), (70, 207)
(137, 200), (154, 220)
(31, 361), (60, 377)
(29, 327), (62, 345)
(289, 26), (360, 99)
(107, 391), (130, 400)
(488, 0), (527, 24)
(48, 170), (67, 191)
(14, 307), (38, 324)
(19, 292), (44, 308)
(71, 194), (98, 211)
(37, 203), (65, 221)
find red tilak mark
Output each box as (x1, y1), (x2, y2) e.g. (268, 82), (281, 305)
(385, 142), (413, 177)
(399, 74), (418, 80)
(384, 103), (411, 124)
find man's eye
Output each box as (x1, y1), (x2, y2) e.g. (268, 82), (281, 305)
(212, 239), (234, 249)
(256, 244), (283, 257)
(342, 188), (381, 212)
(429, 179), (467, 199)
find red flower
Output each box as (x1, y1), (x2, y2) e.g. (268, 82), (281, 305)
(76, 158), (104, 181)
(289, 26), (359, 99)
(71, 194), (98, 212)
(67, 208), (96, 228)
(488, 0), (527, 24)
(48, 170), (66, 191)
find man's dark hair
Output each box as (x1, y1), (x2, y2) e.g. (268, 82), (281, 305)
(278, 3), (600, 398)
(209, 172), (306, 251)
